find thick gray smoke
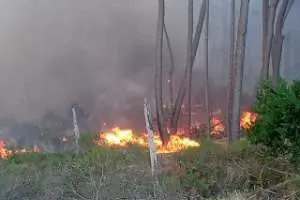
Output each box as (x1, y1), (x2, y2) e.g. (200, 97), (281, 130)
(0, 0), (299, 127)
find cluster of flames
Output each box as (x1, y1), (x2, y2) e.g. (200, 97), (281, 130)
(95, 111), (257, 154)
(95, 127), (200, 154)
(0, 140), (40, 160)
(0, 111), (257, 159)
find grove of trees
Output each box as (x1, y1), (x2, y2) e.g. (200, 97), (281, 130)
(153, 0), (295, 144)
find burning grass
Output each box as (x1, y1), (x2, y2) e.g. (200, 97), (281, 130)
(95, 127), (200, 154)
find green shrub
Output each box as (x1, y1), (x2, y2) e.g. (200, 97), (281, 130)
(247, 80), (300, 165)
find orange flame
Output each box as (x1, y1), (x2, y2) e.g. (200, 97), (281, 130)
(211, 117), (225, 136)
(240, 111), (257, 129)
(0, 140), (40, 160)
(95, 127), (200, 154)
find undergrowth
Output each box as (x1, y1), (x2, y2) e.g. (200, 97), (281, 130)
(177, 139), (300, 199)
(1, 139), (300, 199)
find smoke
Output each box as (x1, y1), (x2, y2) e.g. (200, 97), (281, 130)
(0, 0), (299, 125)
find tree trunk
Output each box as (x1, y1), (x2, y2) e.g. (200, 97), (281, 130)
(170, 0), (207, 135)
(231, 0), (250, 141)
(271, 0), (293, 87)
(204, 0), (211, 138)
(187, 0), (194, 134)
(163, 22), (175, 112)
(261, 0), (269, 81)
(155, 0), (168, 144)
(226, 0), (235, 143)
(261, 0), (279, 81)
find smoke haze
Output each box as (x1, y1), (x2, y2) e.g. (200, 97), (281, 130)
(0, 0), (299, 125)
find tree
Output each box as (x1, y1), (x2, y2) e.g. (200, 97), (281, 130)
(231, 0), (250, 141)
(260, 0), (295, 86)
(226, 0), (236, 143)
(271, 0), (295, 86)
(204, 0), (211, 138)
(163, 22), (175, 114)
(261, 0), (279, 81)
(155, 0), (168, 145)
(170, 0), (207, 135)
(187, 0), (194, 134)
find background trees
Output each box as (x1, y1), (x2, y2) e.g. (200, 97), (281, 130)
(154, 0), (295, 144)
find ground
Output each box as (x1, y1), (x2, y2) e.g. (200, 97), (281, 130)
(0, 140), (299, 200)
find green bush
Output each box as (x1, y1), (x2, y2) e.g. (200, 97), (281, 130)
(247, 80), (300, 165)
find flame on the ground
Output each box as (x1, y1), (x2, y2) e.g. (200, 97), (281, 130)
(0, 111), (258, 158)
(96, 111), (257, 153)
(95, 127), (200, 154)
(0, 140), (40, 160)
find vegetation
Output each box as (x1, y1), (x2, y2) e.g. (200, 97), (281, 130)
(1, 136), (300, 199)
(247, 80), (300, 165)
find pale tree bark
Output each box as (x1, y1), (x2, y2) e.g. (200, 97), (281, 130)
(144, 98), (158, 176)
(155, 0), (168, 144)
(226, 0), (235, 143)
(204, 0), (211, 138)
(231, 0), (250, 141)
(72, 107), (80, 155)
(170, 0), (207, 135)
(271, 0), (294, 87)
(187, 0), (194, 134)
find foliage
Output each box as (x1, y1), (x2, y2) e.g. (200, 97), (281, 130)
(0, 146), (171, 200)
(177, 139), (300, 199)
(78, 132), (97, 151)
(246, 80), (300, 165)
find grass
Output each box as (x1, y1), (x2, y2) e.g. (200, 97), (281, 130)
(1, 139), (300, 199)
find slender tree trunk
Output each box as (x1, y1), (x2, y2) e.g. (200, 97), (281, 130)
(187, 0), (194, 134)
(163, 22), (175, 112)
(231, 0), (250, 141)
(170, 0), (207, 135)
(226, 0), (235, 143)
(261, 0), (279, 81)
(271, 0), (292, 87)
(155, 0), (167, 144)
(261, 0), (269, 81)
(204, 0), (211, 138)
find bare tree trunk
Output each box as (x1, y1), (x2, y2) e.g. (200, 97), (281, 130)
(231, 0), (250, 141)
(72, 107), (80, 155)
(144, 98), (158, 176)
(204, 0), (211, 138)
(163, 22), (175, 112)
(187, 0), (194, 134)
(261, 0), (269, 81)
(155, 0), (167, 144)
(261, 0), (279, 81)
(271, 0), (293, 87)
(170, 0), (207, 135)
(226, 0), (235, 143)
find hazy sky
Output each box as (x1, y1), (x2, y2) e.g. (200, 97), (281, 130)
(0, 0), (298, 123)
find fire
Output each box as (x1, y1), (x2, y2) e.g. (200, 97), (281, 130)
(0, 140), (40, 160)
(96, 111), (257, 153)
(95, 127), (200, 154)
(0, 140), (12, 159)
(211, 117), (225, 136)
(0, 111), (257, 159)
(240, 111), (257, 129)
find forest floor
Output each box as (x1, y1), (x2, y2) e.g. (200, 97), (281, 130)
(0, 139), (299, 200)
